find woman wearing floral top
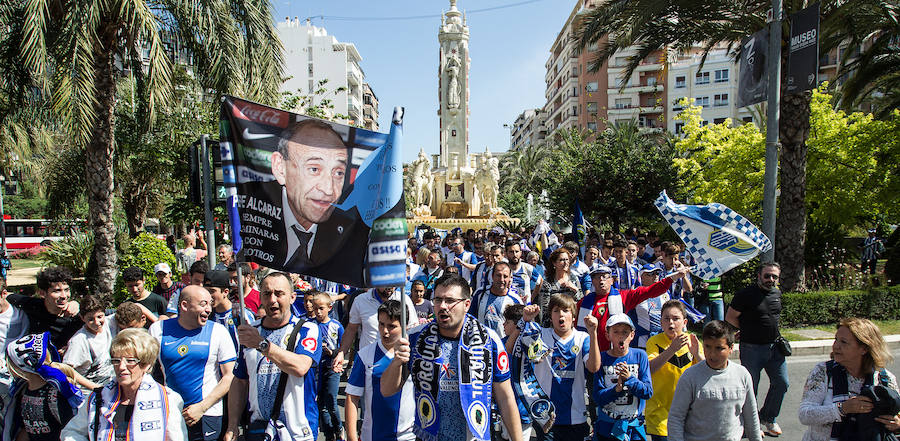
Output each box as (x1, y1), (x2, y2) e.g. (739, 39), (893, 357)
(799, 318), (900, 440)
(534, 247), (581, 328)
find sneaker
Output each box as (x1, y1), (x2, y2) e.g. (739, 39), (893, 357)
(763, 421), (782, 437)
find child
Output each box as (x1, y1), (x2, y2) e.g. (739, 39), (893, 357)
(500, 304), (532, 441)
(666, 321), (762, 441)
(62, 295), (115, 392)
(516, 295), (601, 441)
(595, 314), (653, 441)
(4, 332), (83, 441)
(345, 300), (414, 441)
(645, 300), (703, 441)
(312, 291), (345, 441)
(410, 280), (433, 324)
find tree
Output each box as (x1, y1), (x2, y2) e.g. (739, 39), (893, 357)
(8, 0), (283, 299)
(539, 122), (679, 230)
(577, 0), (899, 291)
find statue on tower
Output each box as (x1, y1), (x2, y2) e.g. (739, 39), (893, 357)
(447, 55), (461, 110)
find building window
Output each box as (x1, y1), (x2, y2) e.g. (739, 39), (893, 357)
(695, 96), (710, 107)
(615, 56), (629, 66)
(585, 82), (599, 92)
(586, 102), (598, 114)
(452, 129), (457, 136)
(672, 97), (687, 111)
(695, 71), (710, 85)
(308, 63), (314, 76)
(743, 116), (754, 123)
(308, 80), (314, 94)
(614, 98), (631, 109)
(714, 93), (729, 107)
(675, 76), (686, 88)
(646, 77), (657, 86)
(715, 69), (729, 83)
(675, 122), (685, 134)
(587, 121), (597, 131)
(713, 117), (727, 124)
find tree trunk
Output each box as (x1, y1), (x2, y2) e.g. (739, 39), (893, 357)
(123, 182), (150, 238)
(776, 84), (812, 293)
(85, 26), (119, 301)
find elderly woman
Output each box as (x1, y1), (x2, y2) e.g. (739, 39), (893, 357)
(534, 247), (582, 328)
(799, 318), (900, 440)
(61, 328), (187, 441)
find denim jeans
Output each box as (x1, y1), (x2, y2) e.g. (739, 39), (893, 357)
(318, 358), (342, 440)
(697, 299), (725, 323)
(739, 342), (790, 423)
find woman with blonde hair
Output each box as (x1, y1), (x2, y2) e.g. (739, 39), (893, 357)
(799, 317), (900, 440)
(61, 328), (187, 441)
(2, 332), (83, 441)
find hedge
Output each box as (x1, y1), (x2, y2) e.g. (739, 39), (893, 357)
(114, 232), (179, 304)
(777, 286), (900, 327)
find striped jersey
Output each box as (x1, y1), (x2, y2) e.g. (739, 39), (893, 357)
(510, 262), (539, 302)
(532, 328), (592, 425)
(346, 340), (415, 441)
(468, 288), (524, 338)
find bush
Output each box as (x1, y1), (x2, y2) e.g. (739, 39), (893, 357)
(38, 233), (94, 276)
(115, 232), (179, 304)
(9, 246), (48, 259)
(779, 286), (900, 327)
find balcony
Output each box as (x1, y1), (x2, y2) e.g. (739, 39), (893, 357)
(347, 67), (361, 86)
(608, 105), (639, 114)
(636, 62), (663, 72)
(639, 105), (664, 113)
(608, 84), (664, 94)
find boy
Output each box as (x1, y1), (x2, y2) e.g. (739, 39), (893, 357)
(345, 300), (414, 441)
(595, 314), (653, 441)
(645, 301), (703, 441)
(205, 270), (255, 353)
(122, 266), (168, 326)
(311, 291), (345, 441)
(410, 280), (433, 325)
(62, 295), (114, 393)
(516, 296), (601, 440)
(666, 321), (762, 441)
(501, 304), (532, 441)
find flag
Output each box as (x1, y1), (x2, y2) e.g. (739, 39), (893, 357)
(654, 191), (772, 279)
(573, 201), (586, 252)
(530, 220), (557, 255)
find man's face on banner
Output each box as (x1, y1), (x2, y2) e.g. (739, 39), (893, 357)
(272, 123), (348, 229)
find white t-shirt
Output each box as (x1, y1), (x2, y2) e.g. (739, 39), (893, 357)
(0, 304), (29, 380)
(62, 325), (115, 388)
(349, 290), (417, 350)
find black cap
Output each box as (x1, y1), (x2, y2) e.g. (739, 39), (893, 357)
(204, 270), (231, 289)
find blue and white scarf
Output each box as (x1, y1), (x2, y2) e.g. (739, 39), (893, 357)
(511, 319), (555, 432)
(411, 314), (493, 441)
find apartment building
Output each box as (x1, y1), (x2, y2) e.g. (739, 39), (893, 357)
(508, 108), (548, 150)
(362, 82), (380, 131)
(277, 18), (368, 125)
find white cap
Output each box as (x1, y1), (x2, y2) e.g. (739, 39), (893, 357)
(606, 313), (635, 330)
(153, 262), (172, 274)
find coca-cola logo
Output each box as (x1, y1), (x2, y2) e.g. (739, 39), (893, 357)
(231, 101), (289, 128)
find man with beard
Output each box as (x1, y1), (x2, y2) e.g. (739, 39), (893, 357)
(725, 262), (788, 438)
(505, 240), (542, 304)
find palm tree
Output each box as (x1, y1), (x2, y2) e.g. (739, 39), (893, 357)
(5, 0), (283, 299)
(577, 0), (897, 291)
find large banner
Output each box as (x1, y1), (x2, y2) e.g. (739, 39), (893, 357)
(787, 3), (820, 94)
(219, 97), (408, 287)
(654, 191), (772, 279)
(738, 28), (769, 108)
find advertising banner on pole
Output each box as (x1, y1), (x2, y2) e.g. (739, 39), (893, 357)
(738, 28), (770, 108)
(219, 96), (407, 287)
(787, 3), (820, 94)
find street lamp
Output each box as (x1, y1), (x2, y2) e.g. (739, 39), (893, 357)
(502, 123), (514, 150)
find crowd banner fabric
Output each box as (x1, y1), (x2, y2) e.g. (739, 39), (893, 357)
(737, 28), (769, 108)
(219, 96), (407, 287)
(573, 201), (586, 250)
(654, 191), (772, 279)
(787, 3), (820, 95)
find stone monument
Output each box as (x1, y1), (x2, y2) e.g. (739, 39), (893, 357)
(406, 0), (507, 229)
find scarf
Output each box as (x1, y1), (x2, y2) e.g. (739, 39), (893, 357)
(827, 360), (890, 441)
(92, 375), (170, 441)
(411, 314), (493, 441)
(510, 319), (555, 432)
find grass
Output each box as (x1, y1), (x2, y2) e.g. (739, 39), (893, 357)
(782, 319), (900, 341)
(10, 258), (44, 270)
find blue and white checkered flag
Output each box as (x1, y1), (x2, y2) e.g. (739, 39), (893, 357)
(654, 191), (772, 280)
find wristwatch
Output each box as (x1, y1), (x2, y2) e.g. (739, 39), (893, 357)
(256, 339), (270, 354)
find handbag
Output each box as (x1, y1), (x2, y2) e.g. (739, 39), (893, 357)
(263, 318), (306, 441)
(774, 335), (792, 357)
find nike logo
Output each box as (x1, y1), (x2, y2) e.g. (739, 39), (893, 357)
(204, 431), (216, 437)
(243, 128), (272, 140)
(164, 341), (178, 346)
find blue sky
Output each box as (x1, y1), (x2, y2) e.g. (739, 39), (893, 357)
(272, 0), (574, 163)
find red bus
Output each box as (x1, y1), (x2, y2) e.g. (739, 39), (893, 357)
(2, 219), (86, 250)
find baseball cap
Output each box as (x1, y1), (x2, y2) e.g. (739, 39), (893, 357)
(153, 262), (172, 275)
(638, 264), (663, 275)
(606, 313), (635, 330)
(204, 270), (231, 289)
(589, 264), (613, 277)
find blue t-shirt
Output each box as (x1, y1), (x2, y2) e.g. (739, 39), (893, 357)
(594, 349), (653, 439)
(317, 318), (344, 362)
(346, 341), (415, 441)
(213, 307), (257, 353)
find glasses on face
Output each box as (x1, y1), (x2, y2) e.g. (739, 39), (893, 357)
(762, 274), (779, 280)
(432, 297), (467, 307)
(109, 357), (141, 367)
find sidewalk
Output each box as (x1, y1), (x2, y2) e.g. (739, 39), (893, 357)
(6, 266), (41, 288)
(732, 334), (900, 358)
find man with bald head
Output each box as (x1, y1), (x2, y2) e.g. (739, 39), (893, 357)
(150, 285), (237, 441)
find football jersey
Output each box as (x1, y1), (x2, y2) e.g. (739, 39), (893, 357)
(594, 349), (652, 435)
(532, 328), (592, 425)
(234, 317), (322, 440)
(629, 293), (669, 349)
(317, 318), (344, 359)
(470, 262), (493, 293)
(645, 332), (702, 436)
(468, 288), (523, 338)
(346, 341), (415, 441)
(510, 262), (539, 301)
(613, 262), (639, 291)
(446, 251), (480, 281)
(213, 307), (257, 353)
(149, 319), (237, 416)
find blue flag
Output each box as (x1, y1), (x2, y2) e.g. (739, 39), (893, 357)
(573, 201), (586, 251)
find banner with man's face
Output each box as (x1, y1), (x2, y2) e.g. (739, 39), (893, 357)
(219, 96), (408, 288)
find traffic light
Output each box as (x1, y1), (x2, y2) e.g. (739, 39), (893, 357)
(210, 141), (226, 203)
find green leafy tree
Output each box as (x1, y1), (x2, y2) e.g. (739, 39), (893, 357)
(577, 0), (899, 291)
(7, 0), (283, 300)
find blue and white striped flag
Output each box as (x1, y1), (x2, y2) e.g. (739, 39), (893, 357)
(654, 191), (772, 279)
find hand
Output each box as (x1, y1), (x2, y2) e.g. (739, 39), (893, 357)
(523, 305), (540, 322)
(874, 414), (900, 432)
(616, 362), (630, 384)
(222, 426), (238, 441)
(332, 351), (345, 373)
(182, 403), (206, 426)
(61, 300), (80, 317)
(584, 315), (599, 333)
(454, 257), (462, 264)
(236, 324), (263, 349)
(842, 396), (874, 414)
(688, 334), (701, 358)
(667, 333), (690, 352)
(394, 337), (411, 363)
